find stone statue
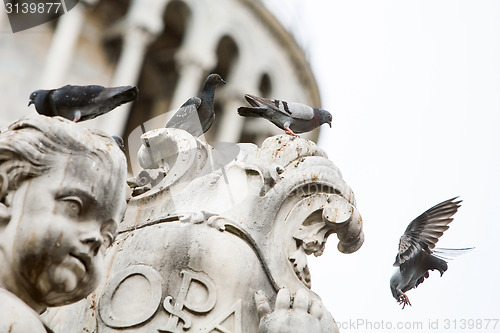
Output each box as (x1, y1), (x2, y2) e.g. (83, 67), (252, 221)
(0, 115), (128, 332)
(44, 127), (363, 333)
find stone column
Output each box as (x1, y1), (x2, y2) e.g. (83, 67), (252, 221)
(39, 0), (97, 87)
(95, 0), (170, 136)
(214, 60), (261, 143)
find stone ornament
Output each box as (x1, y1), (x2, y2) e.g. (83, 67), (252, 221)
(0, 115), (128, 332)
(45, 127), (363, 333)
(255, 288), (325, 333)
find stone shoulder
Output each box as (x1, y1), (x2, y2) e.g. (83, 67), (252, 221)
(0, 288), (48, 333)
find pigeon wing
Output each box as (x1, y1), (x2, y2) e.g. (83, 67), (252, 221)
(51, 85), (105, 107)
(244, 94), (314, 120)
(394, 197), (461, 267)
(165, 97), (204, 136)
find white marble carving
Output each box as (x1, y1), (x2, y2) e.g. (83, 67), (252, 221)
(45, 127), (363, 333)
(0, 115), (128, 332)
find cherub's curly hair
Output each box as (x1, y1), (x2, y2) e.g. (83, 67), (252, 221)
(0, 115), (126, 202)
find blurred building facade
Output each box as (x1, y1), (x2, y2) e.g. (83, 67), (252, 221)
(0, 0), (321, 148)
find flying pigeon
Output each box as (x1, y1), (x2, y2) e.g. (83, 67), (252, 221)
(165, 73), (226, 137)
(28, 84), (138, 122)
(237, 94), (332, 137)
(390, 197), (473, 309)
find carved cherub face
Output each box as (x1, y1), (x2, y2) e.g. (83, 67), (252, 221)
(3, 153), (125, 307)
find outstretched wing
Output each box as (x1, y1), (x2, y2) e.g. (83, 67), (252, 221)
(394, 197), (461, 267)
(244, 94), (314, 120)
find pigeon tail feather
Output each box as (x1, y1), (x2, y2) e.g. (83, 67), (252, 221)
(432, 247), (474, 262)
(237, 107), (267, 118)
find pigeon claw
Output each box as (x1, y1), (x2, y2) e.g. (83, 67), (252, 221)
(284, 126), (300, 137)
(397, 293), (412, 309)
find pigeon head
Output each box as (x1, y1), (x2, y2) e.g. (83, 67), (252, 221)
(28, 89), (52, 115)
(316, 109), (333, 128)
(205, 74), (226, 87)
(28, 89), (48, 107)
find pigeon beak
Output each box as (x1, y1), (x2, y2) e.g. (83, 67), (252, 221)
(328, 122), (332, 128)
(28, 100), (33, 106)
(221, 79), (226, 85)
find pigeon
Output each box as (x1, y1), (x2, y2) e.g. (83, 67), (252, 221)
(28, 84), (138, 122)
(390, 197), (473, 309)
(237, 94), (332, 137)
(112, 135), (126, 154)
(165, 73), (226, 136)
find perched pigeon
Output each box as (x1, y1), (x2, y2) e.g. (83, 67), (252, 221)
(390, 197), (473, 309)
(165, 73), (226, 137)
(112, 135), (126, 154)
(237, 94), (332, 137)
(29, 84), (138, 122)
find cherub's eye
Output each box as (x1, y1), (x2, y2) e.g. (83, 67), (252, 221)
(59, 196), (83, 217)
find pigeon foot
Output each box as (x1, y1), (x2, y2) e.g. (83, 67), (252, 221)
(397, 292), (412, 309)
(284, 126), (300, 137)
(73, 110), (82, 122)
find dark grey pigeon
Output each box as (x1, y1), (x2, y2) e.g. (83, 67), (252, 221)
(165, 73), (226, 137)
(29, 84), (138, 122)
(237, 94), (332, 137)
(390, 197), (473, 309)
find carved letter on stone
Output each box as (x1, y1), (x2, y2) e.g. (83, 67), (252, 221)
(159, 270), (217, 333)
(99, 265), (163, 328)
(201, 299), (242, 333)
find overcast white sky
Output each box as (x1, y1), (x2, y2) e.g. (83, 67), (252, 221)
(302, 1), (500, 332)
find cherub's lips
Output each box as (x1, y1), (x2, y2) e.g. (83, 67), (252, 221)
(69, 252), (90, 272)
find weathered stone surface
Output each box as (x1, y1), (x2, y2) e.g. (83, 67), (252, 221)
(45, 128), (363, 333)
